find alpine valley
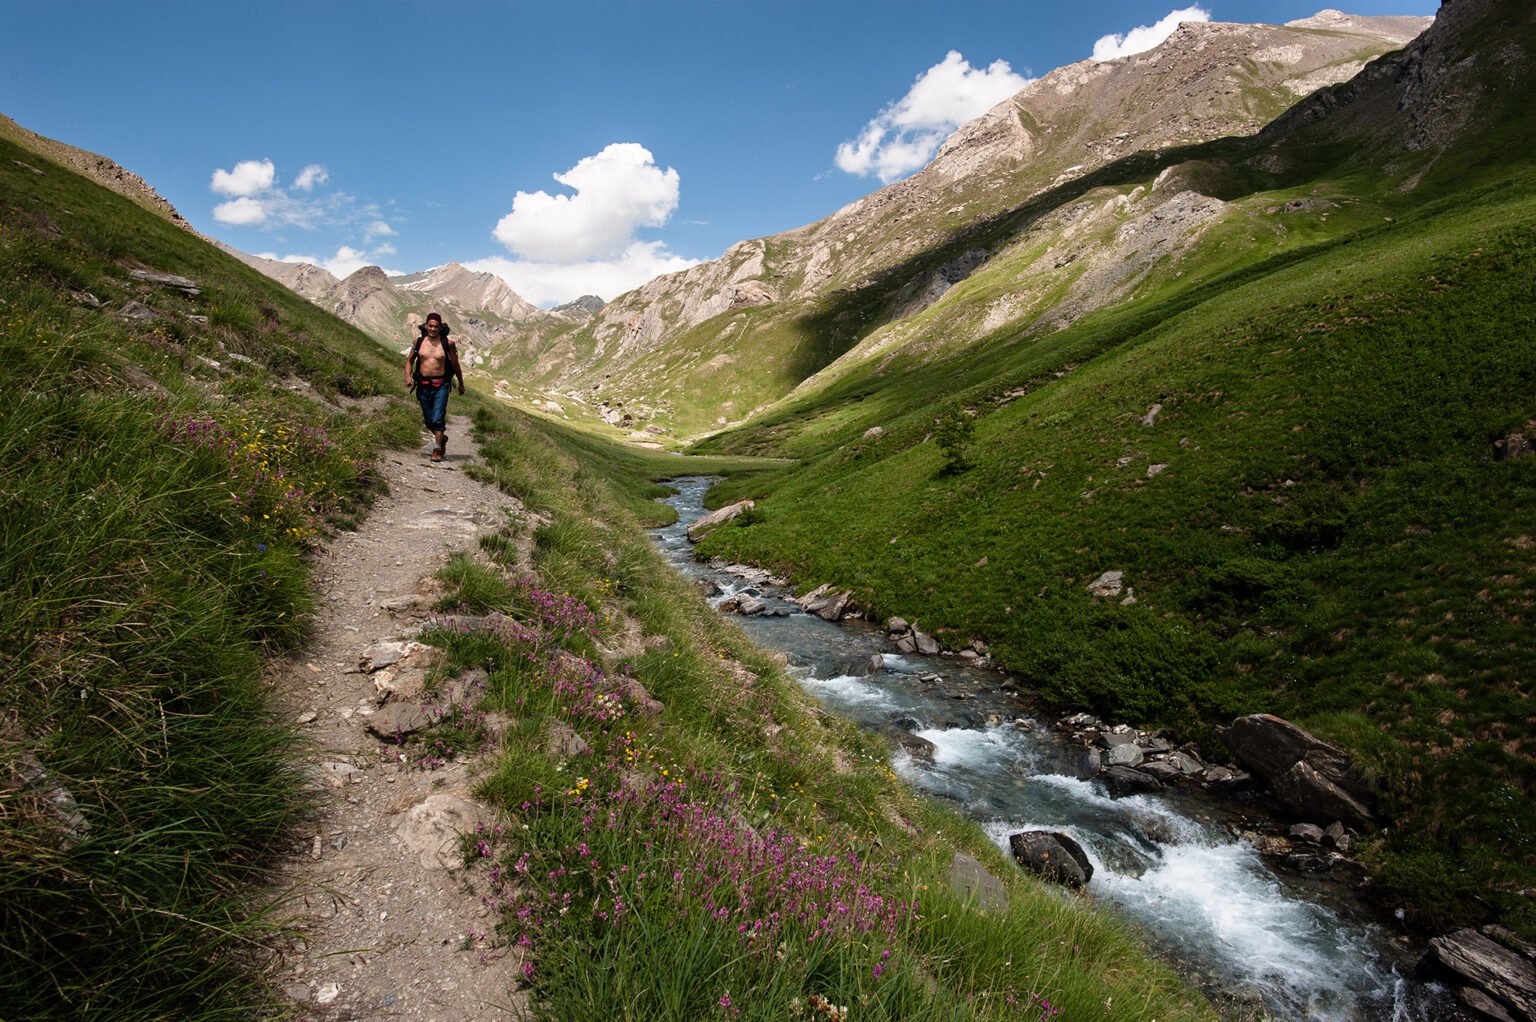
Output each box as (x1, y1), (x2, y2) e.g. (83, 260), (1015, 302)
(5, 0), (1536, 1020)
(242, 0), (1534, 940)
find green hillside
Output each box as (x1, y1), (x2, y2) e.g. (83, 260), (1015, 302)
(0, 130), (1214, 1021)
(0, 133), (419, 1017)
(690, 15), (1536, 933)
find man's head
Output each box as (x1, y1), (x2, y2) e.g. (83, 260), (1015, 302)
(419, 312), (451, 339)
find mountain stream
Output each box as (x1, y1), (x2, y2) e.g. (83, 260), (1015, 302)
(652, 478), (1461, 1022)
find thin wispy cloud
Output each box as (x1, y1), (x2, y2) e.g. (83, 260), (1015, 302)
(478, 143), (699, 304)
(1091, 6), (1211, 61)
(292, 164), (329, 191)
(835, 51), (1031, 183)
(207, 159), (399, 255)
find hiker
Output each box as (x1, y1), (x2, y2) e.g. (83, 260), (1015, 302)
(405, 312), (464, 461)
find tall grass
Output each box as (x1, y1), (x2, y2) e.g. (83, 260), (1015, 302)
(0, 136), (415, 1017)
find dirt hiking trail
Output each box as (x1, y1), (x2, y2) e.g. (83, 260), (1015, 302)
(266, 414), (529, 1021)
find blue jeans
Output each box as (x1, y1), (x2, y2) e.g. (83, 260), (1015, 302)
(416, 380), (451, 433)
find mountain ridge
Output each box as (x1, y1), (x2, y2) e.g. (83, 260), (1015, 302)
(506, 10), (1435, 436)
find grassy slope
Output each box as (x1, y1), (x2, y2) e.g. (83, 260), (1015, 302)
(692, 135), (1536, 936)
(423, 402), (1211, 1022)
(0, 134), (419, 1018)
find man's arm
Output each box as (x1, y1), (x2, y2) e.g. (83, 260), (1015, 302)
(449, 343), (465, 394)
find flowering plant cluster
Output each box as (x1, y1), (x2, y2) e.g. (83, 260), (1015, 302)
(157, 409), (367, 544)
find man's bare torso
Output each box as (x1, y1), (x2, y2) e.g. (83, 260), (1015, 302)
(416, 337), (449, 377)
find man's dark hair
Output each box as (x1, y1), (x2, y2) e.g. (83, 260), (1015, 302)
(417, 320), (452, 340)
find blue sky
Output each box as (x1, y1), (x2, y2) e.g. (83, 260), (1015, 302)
(3, 0), (1435, 305)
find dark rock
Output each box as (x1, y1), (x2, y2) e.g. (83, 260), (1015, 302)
(895, 634), (918, 654)
(718, 593), (766, 616)
(913, 630), (941, 655)
(1105, 743), (1145, 768)
(1427, 929), (1536, 1022)
(1101, 764), (1163, 796)
(1202, 765), (1253, 791)
(1008, 830), (1093, 888)
(1139, 760), (1183, 783)
(883, 727), (936, 763)
(886, 616), (910, 635)
(1168, 750), (1205, 775)
(1272, 760), (1375, 831)
(1099, 730), (1139, 749)
(1290, 823), (1326, 843)
(807, 590), (853, 622)
(1140, 736), (1173, 753)
(694, 578), (721, 597)
(1322, 820), (1352, 853)
(1331, 858), (1372, 887)
(367, 702), (431, 740)
(948, 851), (1008, 912)
(1223, 714), (1375, 825)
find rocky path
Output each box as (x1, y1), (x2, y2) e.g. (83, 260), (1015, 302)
(265, 414), (528, 1021)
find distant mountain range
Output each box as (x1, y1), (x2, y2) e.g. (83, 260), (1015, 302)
(214, 248), (602, 366)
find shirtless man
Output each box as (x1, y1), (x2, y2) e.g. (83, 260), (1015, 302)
(405, 312), (465, 461)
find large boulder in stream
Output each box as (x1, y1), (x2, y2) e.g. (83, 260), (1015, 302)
(686, 500), (754, 542)
(1008, 830), (1093, 888)
(1222, 714), (1376, 829)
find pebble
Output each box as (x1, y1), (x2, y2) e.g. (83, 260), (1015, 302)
(315, 983), (340, 1005)
(296, 710), (318, 724)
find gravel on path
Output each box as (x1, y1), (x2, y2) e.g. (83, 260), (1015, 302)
(265, 415), (530, 1021)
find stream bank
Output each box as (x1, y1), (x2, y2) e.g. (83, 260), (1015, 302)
(652, 476), (1465, 1022)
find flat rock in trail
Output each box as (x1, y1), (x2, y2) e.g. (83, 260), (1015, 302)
(265, 415), (528, 1020)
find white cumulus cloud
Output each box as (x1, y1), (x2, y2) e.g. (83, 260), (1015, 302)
(212, 197), (267, 225)
(466, 242), (700, 308)
(835, 51), (1031, 183)
(364, 220), (396, 241)
(1091, 6), (1211, 61)
(293, 164), (329, 191)
(493, 143), (681, 263)
(210, 158), (276, 197)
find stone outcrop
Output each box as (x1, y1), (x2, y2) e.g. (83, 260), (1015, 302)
(1008, 830), (1094, 888)
(948, 851), (1008, 912)
(1426, 928), (1536, 1022)
(686, 499), (755, 542)
(1222, 714), (1375, 828)
(795, 583), (857, 622)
